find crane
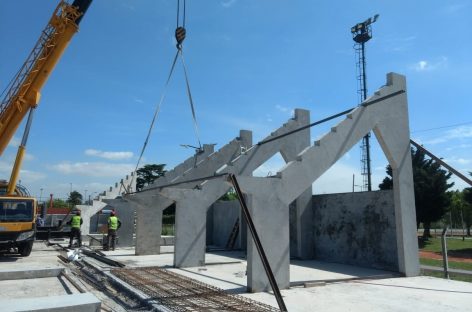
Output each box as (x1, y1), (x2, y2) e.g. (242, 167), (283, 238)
(0, 0), (92, 256)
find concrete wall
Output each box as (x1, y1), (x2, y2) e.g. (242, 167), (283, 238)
(209, 200), (241, 249)
(312, 190), (398, 271)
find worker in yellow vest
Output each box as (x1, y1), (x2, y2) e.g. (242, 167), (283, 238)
(107, 210), (121, 251)
(67, 210), (82, 248)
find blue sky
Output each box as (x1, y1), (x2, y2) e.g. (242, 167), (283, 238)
(1, 0), (471, 201)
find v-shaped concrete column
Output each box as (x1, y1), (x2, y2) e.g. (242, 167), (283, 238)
(236, 73), (418, 292)
(153, 181), (231, 267)
(114, 194), (174, 255)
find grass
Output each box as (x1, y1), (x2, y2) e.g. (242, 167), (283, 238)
(422, 270), (472, 283)
(419, 237), (472, 256)
(162, 224), (174, 236)
(420, 258), (472, 271)
(419, 237), (472, 282)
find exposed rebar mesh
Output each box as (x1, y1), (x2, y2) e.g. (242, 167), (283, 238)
(112, 266), (280, 312)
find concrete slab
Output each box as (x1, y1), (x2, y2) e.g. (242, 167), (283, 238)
(104, 249), (472, 311)
(0, 267), (63, 280)
(0, 293), (101, 312)
(240, 277), (472, 312)
(0, 276), (77, 299)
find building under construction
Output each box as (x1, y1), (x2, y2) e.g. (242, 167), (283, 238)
(0, 1), (471, 311)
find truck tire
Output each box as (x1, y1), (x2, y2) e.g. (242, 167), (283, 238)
(18, 241), (33, 257)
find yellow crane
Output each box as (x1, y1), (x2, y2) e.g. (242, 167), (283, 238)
(0, 0), (92, 256)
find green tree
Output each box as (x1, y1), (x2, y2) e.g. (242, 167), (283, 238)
(136, 164), (166, 191)
(219, 188), (238, 201)
(51, 198), (69, 208)
(448, 190), (470, 233)
(67, 191), (83, 206)
(463, 173), (472, 236)
(379, 147), (454, 237)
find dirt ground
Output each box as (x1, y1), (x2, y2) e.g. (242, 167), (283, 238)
(419, 250), (472, 263)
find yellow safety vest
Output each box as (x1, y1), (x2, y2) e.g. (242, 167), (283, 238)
(71, 215), (81, 228)
(108, 216), (118, 230)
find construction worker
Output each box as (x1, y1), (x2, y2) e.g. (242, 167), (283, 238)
(67, 210), (82, 248)
(107, 210), (121, 251)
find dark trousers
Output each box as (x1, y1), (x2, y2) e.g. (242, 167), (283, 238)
(69, 227), (81, 247)
(107, 229), (117, 250)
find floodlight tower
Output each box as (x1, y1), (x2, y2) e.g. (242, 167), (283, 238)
(351, 14), (379, 192)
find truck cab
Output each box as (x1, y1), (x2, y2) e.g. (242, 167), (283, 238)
(0, 182), (36, 256)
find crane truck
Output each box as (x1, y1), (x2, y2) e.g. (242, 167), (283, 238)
(0, 0), (92, 256)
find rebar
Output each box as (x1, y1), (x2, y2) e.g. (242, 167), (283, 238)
(112, 266), (280, 312)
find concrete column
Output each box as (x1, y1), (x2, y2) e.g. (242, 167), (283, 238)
(174, 197), (207, 267)
(123, 194), (173, 255)
(76, 201), (106, 236)
(246, 192), (290, 292)
(161, 183), (229, 268)
(279, 109), (313, 260)
(373, 74), (419, 276)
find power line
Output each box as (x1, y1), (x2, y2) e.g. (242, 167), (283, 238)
(411, 121), (472, 134)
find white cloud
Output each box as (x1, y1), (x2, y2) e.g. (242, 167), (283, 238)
(411, 56), (448, 72)
(443, 157), (472, 166)
(133, 98), (144, 104)
(446, 143), (472, 151)
(423, 125), (472, 145)
(383, 35), (416, 52)
(85, 149), (134, 160)
(221, 0), (237, 8)
(18, 169), (46, 182)
(276, 104), (290, 113)
(50, 162), (134, 177)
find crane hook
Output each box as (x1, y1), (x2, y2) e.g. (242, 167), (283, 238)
(175, 26), (186, 50)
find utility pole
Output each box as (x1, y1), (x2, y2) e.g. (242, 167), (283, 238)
(351, 14), (379, 191)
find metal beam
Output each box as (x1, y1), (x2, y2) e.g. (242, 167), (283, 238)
(410, 139), (472, 186)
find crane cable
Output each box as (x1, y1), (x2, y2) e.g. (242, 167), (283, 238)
(175, 0), (202, 149)
(127, 0), (201, 194)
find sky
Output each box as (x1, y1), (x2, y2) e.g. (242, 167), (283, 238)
(0, 0), (471, 202)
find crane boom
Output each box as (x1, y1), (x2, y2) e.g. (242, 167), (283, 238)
(0, 1), (92, 257)
(0, 0), (92, 156)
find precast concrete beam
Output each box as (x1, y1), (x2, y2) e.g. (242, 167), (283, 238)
(145, 144), (215, 188)
(164, 130), (252, 189)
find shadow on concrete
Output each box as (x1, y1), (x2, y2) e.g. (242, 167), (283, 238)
(0, 255), (20, 262)
(353, 280), (472, 294)
(290, 259), (398, 280)
(179, 267), (247, 292)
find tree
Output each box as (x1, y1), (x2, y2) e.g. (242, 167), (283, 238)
(379, 147), (454, 237)
(67, 191), (83, 206)
(463, 173), (472, 236)
(448, 190), (471, 234)
(219, 188), (238, 201)
(51, 198), (69, 208)
(136, 164), (166, 191)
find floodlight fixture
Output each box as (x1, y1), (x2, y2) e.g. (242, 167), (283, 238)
(351, 14), (379, 44)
